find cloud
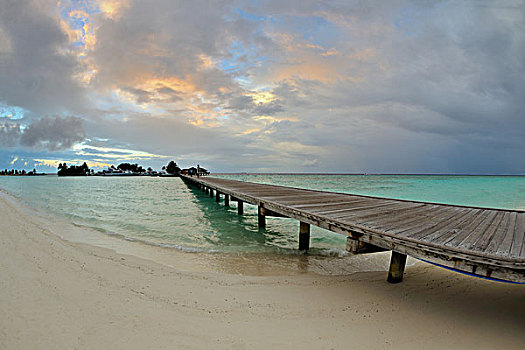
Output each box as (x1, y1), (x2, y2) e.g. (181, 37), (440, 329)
(0, 0), (85, 114)
(20, 116), (86, 151)
(0, 120), (21, 147)
(0, 1), (524, 174)
(72, 142), (168, 161)
(302, 159), (319, 167)
(1, 115), (86, 152)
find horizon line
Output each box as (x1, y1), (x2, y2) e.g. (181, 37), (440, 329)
(212, 172), (525, 176)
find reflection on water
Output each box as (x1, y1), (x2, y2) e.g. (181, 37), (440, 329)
(0, 176), (347, 256)
(185, 183), (348, 255)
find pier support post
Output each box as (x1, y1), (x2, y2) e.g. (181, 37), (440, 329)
(210, 189), (214, 198)
(216, 191), (220, 202)
(224, 194), (229, 206)
(387, 251), (407, 283)
(346, 237), (387, 254)
(205, 187), (209, 195)
(299, 222), (310, 251)
(258, 206), (266, 228)
(238, 201), (244, 215)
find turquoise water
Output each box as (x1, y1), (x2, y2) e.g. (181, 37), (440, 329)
(1, 175), (524, 256)
(216, 174), (525, 210)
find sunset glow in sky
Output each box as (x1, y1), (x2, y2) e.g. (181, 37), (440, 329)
(1, 0), (524, 173)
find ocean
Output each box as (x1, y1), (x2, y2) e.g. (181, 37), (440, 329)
(1, 174), (524, 260)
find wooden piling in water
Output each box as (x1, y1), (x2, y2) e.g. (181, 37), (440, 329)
(180, 175), (525, 284)
(224, 194), (229, 206)
(299, 222), (310, 250)
(216, 191), (220, 202)
(238, 200), (244, 215)
(258, 206), (266, 228)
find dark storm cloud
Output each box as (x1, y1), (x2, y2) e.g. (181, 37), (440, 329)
(20, 116), (86, 151)
(0, 0), (84, 114)
(0, 115), (86, 151)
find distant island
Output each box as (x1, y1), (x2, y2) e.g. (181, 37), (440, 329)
(56, 161), (209, 177)
(0, 168), (43, 176)
(0, 161), (210, 177)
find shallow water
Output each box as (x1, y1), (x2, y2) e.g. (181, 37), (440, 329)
(0, 174), (523, 258)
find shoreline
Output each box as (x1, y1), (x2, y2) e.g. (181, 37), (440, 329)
(0, 188), (395, 277)
(1, 193), (525, 348)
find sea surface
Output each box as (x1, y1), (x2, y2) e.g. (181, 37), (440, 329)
(1, 174), (524, 258)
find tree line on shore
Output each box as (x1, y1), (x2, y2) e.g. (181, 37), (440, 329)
(0, 169), (39, 176)
(57, 162), (91, 176)
(1, 161), (209, 177)
(56, 161), (208, 177)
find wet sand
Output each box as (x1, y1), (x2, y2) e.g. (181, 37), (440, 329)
(1, 195), (524, 349)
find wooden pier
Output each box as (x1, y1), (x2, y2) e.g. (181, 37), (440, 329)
(181, 175), (525, 283)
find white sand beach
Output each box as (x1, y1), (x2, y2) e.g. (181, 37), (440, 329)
(1, 195), (524, 350)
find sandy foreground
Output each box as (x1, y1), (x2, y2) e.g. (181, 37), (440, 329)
(1, 195), (524, 350)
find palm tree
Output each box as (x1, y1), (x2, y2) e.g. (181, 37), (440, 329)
(166, 161), (181, 175)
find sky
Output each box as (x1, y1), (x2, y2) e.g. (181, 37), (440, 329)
(0, 0), (524, 174)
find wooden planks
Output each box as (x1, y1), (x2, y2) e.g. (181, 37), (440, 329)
(511, 213), (525, 257)
(182, 175), (525, 282)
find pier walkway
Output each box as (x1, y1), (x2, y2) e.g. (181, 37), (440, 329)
(181, 175), (525, 283)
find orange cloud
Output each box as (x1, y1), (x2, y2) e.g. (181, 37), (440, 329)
(254, 115), (298, 122)
(245, 91), (276, 105)
(74, 64), (98, 85)
(198, 54), (215, 69)
(270, 60), (342, 83)
(143, 77), (198, 96)
(346, 48), (375, 61)
(114, 75), (234, 126)
(265, 31), (375, 84)
(98, 0), (129, 19)
(60, 10), (97, 55)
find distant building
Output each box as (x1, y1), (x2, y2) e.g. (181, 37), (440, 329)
(181, 167), (210, 176)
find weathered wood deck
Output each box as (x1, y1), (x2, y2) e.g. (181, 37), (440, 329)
(181, 175), (525, 283)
